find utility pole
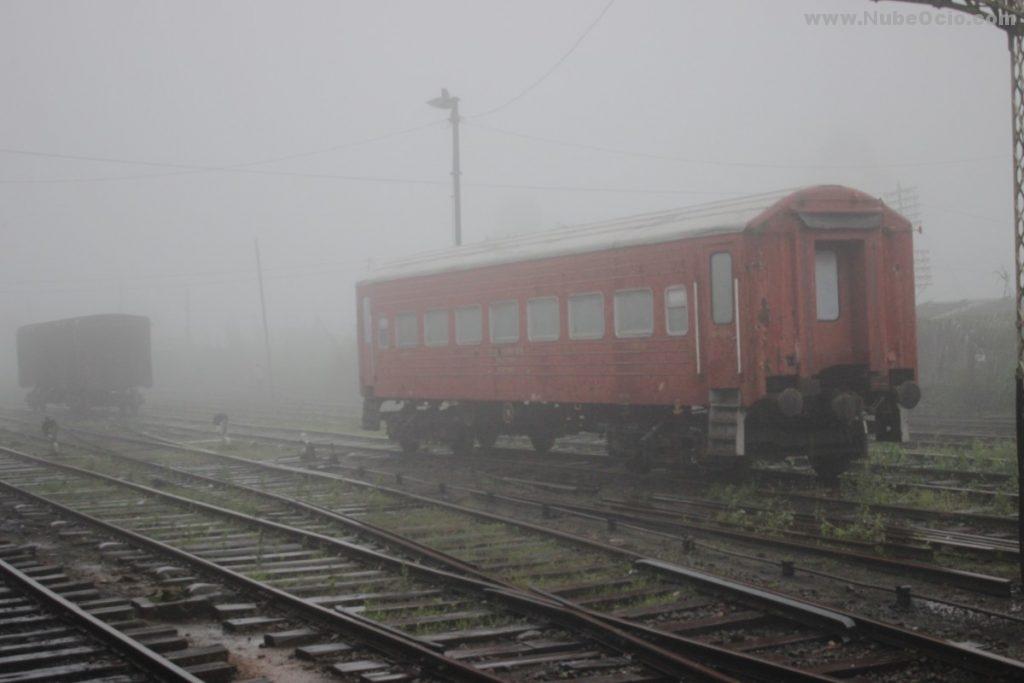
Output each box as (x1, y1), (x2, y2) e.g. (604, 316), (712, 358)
(427, 89), (462, 246)
(184, 287), (192, 345)
(253, 238), (275, 401)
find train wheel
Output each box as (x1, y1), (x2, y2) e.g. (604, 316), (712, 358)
(529, 433), (555, 455)
(810, 428), (865, 481)
(26, 391), (44, 413)
(475, 425), (499, 450)
(399, 438), (420, 455)
(809, 452), (851, 481)
(450, 431), (474, 457)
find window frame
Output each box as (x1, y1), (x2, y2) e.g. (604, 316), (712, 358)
(394, 312), (419, 349)
(815, 248), (841, 322)
(454, 305), (483, 346)
(664, 285), (689, 336)
(613, 288), (654, 339)
(526, 296), (560, 342)
(710, 252), (734, 325)
(568, 292), (606, 341)
(488, 300), (520, 344)
(423, 308), (450, 347)
(377, 316), (390, 349)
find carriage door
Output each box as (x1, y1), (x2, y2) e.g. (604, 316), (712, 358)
(702, 249), (740, 383)
(811, 240), (867, 369)
(702, 247), (744, 456)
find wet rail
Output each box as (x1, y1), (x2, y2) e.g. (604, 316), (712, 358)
(8, 420), (1024, 681)
(0, 442), (758, 682)
(105, 413), (1019, 595)
(0, 549), (203, 683)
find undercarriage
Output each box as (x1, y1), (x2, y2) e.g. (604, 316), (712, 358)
(364, 382), (914, 480)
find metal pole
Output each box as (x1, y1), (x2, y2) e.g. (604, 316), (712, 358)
(1008, 27), (1024, 585)
(184, 288), (191, 345)
(451, 100), (462, 246)
(253, 238), (276, 402)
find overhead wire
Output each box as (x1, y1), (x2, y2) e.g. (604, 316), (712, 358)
(0, 142), (745, 196)
(0, 119), (447, 185)
(464, 119), (1005, 170)
(469, 0), (616, 118)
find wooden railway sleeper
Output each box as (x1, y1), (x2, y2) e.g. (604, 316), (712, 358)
(36, 425), (1024, 682)
(36, 427), (924, 682)
(0, 444), (737, 682)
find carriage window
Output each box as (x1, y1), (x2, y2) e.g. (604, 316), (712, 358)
(377, 317), (390, 348)
(395, 312), (418, 348)
(815, 248), (840, 321)
(710, 252), (733, 324)
(614, 289), (653, 338)
(455, 305), (482, 345)
(424, 309), (449, 346)
(665, 286), (689, 335)
(489, 301), (519, 344)
(362, 297), (372, 344)
(569, 293), (605, 340)
(527, 297), (559, 341)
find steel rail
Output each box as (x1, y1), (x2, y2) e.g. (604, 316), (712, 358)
(55, 423), (1024, 681)
(0, 450), (502, 683)
(486, 491), (1014, 596)
(0, 556), (203, 683)
(116, 414), (1020, 522)
(59, 427), (842, 683)
(97, 417), (1019, 589)
(0, 442), (737, 683)
(172, 421), (1013, 598)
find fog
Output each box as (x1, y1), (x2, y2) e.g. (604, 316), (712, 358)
(0, 0), (1014, 403)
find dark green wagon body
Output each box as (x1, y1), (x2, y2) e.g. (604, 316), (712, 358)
(16, 314), (152, 411)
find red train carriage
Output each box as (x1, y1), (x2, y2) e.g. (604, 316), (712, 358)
(356, 185), (920, 478)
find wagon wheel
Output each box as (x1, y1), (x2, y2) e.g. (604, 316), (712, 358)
(529, 432), (555, 455)
(808, 428), (865, 482)
(25, 390), (44, 413)
(449, 430), (474, 457)
(809, 452), (851, 482)
(475, 424), (500, 450)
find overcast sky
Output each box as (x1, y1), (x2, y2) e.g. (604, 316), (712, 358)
(0, 0), (1014, 354)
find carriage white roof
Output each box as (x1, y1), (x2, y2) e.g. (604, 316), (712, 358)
(361, 187), (799, 284)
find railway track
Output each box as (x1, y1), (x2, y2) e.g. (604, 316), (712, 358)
(2, 419), (1022, 680)
(0, 436), (844, 682)
(0, 452), (510, 682)
(128, 409), (1018, 490)
(0, 547), (205, 683)
(0, 450), (675, 679)
(103, 413), (1020, 583)
(141, 400), (1017, 449)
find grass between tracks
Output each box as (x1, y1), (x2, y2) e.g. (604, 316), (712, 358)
(849, 442), (1018, 516)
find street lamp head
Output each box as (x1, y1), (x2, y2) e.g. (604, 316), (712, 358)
(427, 88), (458, 109)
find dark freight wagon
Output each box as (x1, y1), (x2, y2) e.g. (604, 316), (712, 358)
(16, 314), (152, 412)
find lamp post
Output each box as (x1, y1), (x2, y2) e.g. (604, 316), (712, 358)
(427, 89), (462, 246)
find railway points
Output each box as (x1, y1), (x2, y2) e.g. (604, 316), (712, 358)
(0, 413), (1020, 680)
(69, 409), (1022, 616)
